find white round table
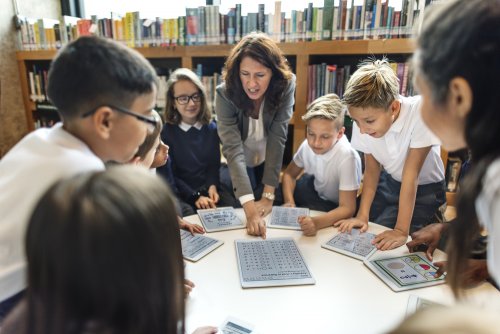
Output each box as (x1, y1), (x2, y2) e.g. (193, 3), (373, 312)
(183, 209), (500, 334)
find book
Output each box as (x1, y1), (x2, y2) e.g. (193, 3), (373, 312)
(197, 207), (245, 232)
(180, 229), (223, 262)
(235, 238), (315, 288)
(322, 229), (377, 260)
(268, 206), (309, 230)
(364, 252), (446, 292)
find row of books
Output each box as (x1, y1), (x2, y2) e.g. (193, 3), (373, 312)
(307, 61), (414, 103)
(16, 0), (435, 51)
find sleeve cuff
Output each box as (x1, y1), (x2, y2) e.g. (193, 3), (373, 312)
(239, 194), (255, 206)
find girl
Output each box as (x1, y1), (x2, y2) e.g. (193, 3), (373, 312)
(1, 167), (216, 334)
(216, 32), (296, 238)
(337, 58), (446, 251)
(413, 0), (500, 295)
(159, 68), (236, 217)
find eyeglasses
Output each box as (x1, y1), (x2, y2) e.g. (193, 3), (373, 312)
(82, 105), (157, 133)
(174, 93), (202, 105)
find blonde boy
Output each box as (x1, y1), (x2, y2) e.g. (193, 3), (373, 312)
(337, 59), (445, 251)
(282, 94), (362, 236)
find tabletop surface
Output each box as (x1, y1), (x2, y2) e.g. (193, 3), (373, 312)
(183, 209), (500, 334)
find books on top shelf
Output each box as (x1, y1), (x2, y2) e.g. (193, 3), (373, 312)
(15, 0), (433, 51)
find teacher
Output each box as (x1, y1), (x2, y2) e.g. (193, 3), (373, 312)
(216, 32), (295, 238)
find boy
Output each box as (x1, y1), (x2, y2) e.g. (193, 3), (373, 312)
(0, 36), (158, 318)
(281, 94), (362, 236)
(337, 58), (445, 251)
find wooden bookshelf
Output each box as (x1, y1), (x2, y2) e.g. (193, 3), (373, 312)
(16, 38), (414, 152)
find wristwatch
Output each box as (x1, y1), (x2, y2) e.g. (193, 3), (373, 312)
(262, 192), (275, 201)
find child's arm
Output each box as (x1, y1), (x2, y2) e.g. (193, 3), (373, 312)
(281, 161), (303, 206)
(373, 146), (431, 250)
(299, 189), (357, 236)
(337, 153), (381, 233)
(178, 216), (205, 234)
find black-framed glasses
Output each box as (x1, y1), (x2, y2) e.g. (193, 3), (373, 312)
(174, 93), (202, 105)
(82, 105), (157, 133)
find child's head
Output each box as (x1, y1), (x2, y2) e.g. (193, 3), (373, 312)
(222, 32), (293, 112)
(343, 58), (400, 138)
(302, 94), (345, 155)
(165, 68), (211, 125)
(414, 0), (500, 154)
(47, 36), (159, 163)
(131, 110), (168, 168)
(25, 166), (184, 333)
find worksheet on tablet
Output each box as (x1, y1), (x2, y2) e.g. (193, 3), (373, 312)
(235, 238), (315, 288)
(197, 207), (245, 232)
(220, 316), (255, 334)
(406, 295), (441, 316)
(364, 252), (445, 292)
(268, 206), (309, 230)
(322, 229), (377, 260)
(180, 229), (224, 262)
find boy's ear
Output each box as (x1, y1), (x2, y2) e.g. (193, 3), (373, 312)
(337, 126), (345, 139)
(91, 107), (114, 139)
(129, 156), (142, 165)
(448, 77), (472, 119)
(390, 99), (401, 116)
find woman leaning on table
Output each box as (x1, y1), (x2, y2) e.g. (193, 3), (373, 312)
(215, 32), (295, 238)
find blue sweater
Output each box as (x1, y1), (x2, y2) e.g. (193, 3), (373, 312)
(159, 122), (220, 202)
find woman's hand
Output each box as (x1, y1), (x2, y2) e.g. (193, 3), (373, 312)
(195, 196), (216, 209)
(208, 185), (220, 204)
(243, 201), (267, 238)
(255, 198), (273, 217)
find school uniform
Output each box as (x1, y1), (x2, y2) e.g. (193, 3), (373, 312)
(476, 158), (500, 286)
(351, 95), (446, 232)
(292, 135), (362, 211)
(0, 124), (105, 315)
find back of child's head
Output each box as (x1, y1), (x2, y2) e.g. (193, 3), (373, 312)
(165, 68), (211, 125)
(343, 58), (400, 109)
(25, 166), (184, 334)
(134, 109), (163, 161)
(47, 36), (158, 121)
(302, 93), (345, 130)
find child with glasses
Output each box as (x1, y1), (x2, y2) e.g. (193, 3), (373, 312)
(157, 68), (238, 217)
(0, 36), (158, 321)
(1, 167), (217, 334)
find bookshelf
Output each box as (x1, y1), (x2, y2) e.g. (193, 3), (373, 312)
(16, 38), (414, 153)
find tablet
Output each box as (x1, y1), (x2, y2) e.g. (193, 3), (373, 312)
(406, 294), (441, 316)
(364, 252), (446, 292)
(197, 207), (245, 232)
(321, 229), (377, 260)
(268, 206), (309, 230)
(219, 316), (255, 334)
(180, 229), (224, 262)
(235, 237), (315, 288)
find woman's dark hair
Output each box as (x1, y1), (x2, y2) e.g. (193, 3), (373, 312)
(24, 166), (185, 333)
(165, 68), (212, 125)
(222, 32), (293, 114)
(415, 0), (500, 297)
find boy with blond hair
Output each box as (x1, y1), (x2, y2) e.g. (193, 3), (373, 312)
(337, 58), (445, 251)
(281, 94), (362, 236)
(0, 36), (159, 319)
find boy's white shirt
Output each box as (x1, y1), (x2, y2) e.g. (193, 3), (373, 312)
(476, 158), (500, 286)
(351, 95), (445, 185)
(293, 135), (362, 203)
(0, 123), (105, 302)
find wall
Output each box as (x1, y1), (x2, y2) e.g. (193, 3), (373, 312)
(0, 0), (60, 157)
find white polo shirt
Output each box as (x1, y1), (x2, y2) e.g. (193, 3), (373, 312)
(293, 135), (362, 203)
(351, 95), (444, 184)
(476, 158), (500, 286)
(0, 123), (105, 302)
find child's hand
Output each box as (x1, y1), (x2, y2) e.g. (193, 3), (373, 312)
(184, 278), (195, 296)
(178, 217), (205, 235)
(434, 259), (489, 287)
(195, 196), (216, 209)
(298, 216), (317, 236)
(192, 326), (219, 334)
(282, 202), (296, 207)
(334, 217), (368, 233)
(406, 223), (447, 261)
(208, 185), (220, 204)
(372, 229), (407, 250)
